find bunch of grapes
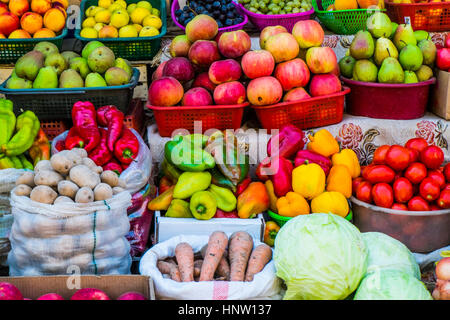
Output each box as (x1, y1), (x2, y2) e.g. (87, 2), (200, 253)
(238, 0), (312, 15)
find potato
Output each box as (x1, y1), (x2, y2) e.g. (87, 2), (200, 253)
(101, 170), (119, 187)
(61, 150), (83, 166)
(69, 165), (101, 189)
(30, 185), (58, 204)
(14, 184), (32, 197)
(112, 187), (125, 195)
(94, 183), (113, 201)
(54, 196), (74, 204)
(82, 157), (97, 169)
(34, 160), (52, 173)
(50, 153), (74, 175)
(94, 166), (103, 174)
(34, 170), (64, 187)
(57, 180), (79, 199)
(70, 148), (88, 159)
(16, 172), (35, 187)
(75, 187), (94, 203)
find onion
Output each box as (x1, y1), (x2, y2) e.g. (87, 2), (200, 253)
(439, 280), (450, 300)
(436, 257), (450, 281)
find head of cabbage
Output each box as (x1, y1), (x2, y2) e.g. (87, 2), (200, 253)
(362, 232), (421, 279)
(354, 269), (432, 300)
(273, 213), (368, 300)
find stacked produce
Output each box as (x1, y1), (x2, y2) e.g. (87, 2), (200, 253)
(257, 125), (359, 218)
(0, 99), (49, 169)
(353, 137), (450, 211)
(436, 34), (450, 72)
(0, 0), (67, 39)
(157, 231), (272, 282)
(327, 0), (383, 10)
(339, 12), (436, 84)
(6, 41), (134, 89)
(238, 0), (313, 15)
(81, 0), (163, 38)
(432, 255), (450, 300)
(149, 131), (269, 220)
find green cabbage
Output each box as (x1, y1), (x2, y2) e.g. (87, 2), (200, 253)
(273, 213), (368, 300)
(362, 232), (421, 279)
(354, 269), (432, 300)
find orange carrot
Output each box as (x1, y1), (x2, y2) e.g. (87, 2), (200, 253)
(199, 231), (229, 281)
(175, 242), (194, 282)
(216, 249), (230, 280)
(157, 260), (181, 282)
(229, 231), (253, 281)
(194, 259), (203, 278)
(244, 244), (272, 282)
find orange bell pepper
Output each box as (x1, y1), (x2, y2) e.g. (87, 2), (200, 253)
(148, 186), (175, 211)
(264, 221), (280, 247)
(307, 129), (340, 158)
(265, 180), (278, 213)
(331, 148), (361, 179)
(276, 192), (310, 217)
(237, 182), (269, 219)
(326, 165), (353, 198)
(28, 128), (50, 166)
(292, 163), (326, 200)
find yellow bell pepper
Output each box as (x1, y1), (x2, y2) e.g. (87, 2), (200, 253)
(311, 191), (349, 217)
(265, 180), (279, 213)
(307, 129), (340, 158)
(326, 165), (352, 198)
(331, 149), (361, 179)
(276, 192), (310, 217)
(292, 163), (326, 200)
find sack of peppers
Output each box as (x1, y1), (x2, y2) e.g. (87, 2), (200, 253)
(0, 98), (50, 171)
(149, 130), (271, 220)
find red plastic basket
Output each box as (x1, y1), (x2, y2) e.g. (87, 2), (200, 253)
(235, 3), (314, 32)
(341, 77), (436, 120)
(385, 1), (450, 32)
(147, 103), (248, 137)
(250, 87), (350, 130)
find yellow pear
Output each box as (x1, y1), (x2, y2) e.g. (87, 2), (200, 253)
(86, 6), (103, 17)
(142, 15), (162, 29)
(127, 3), (137, 14)
(130, 7), (150, 24)
(119, 25), (138, 37)
(115, 0), (128, 8)
(98, 0), (113, 9)
(94, 8), (112, 24)
(108, 3), (123, 12)
(80, 27), (98, 38)
(82, 17), (96, 28)
(139, 26), (159, 37)
(110, 9), (129, 28)
(136, 1), (152, 10)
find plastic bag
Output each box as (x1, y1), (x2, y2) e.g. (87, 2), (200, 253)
(0, 195), (13, 267)
(7, 189), (133, 276)
(0, 168), (26, 194)
(139, 234), (282, 300)
(51, 128), (152, 194)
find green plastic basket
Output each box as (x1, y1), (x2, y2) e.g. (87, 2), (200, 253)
(0, 28), (68, 65)
(268, 209), (353, 227)
(75, 0), (167, 61)
(312, 0), (385, 35)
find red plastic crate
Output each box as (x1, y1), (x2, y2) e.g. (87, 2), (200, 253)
(124, 99), (145, 135)
(40, 120), (70, 141)
(250, 88), (350, 130)
(147, 103), (248, 137)
(385, 1), (450, 32)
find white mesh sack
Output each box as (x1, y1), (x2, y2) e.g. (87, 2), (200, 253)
(7, 189), (133, 276)
(0, 168), (26, 194)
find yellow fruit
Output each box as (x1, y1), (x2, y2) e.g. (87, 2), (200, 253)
(133, 23), (142, 33)
(82, 17), (96, 28)
(108, 3), (123, 12)
(130, 7), (150, 24)
(142, 15), (162, 29)
(334, 0), (358, 10)
(136, 1), (152, 10)
(98, 0), (113, 9)
(94, 22), (105, 32)
(127, 3), (137, 14)
(139, 26), (159, 37)
(80, 27), (98, 38)
(94, 8), (111, 23)
(115, 0), (127, 8)
(99, 25), (118, 38)
(86, 5), (103, 17)
(151, 8), (160, 16)
(110, 9), (129, 28)
(119, 25), (138, 37)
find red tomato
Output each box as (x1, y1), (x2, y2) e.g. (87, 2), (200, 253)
(385, 145), (411, 171)
(352, 177), (364, 196)
(405, 137), (429, 154)
(419, 177), (441, 201)
(362, 165), (396, 184)
(372, 145), (390, 165)
(420, 145), (444, 169)
(437, 189), (450, 209)
(371, 183), (394, 208)
(430, 203), (442, 211)
(393, 177), (414, 203)
(356, 181), (373, 204)
(404, 162), (428, 184)
(407, 148), (419, 163)
(408, 196), (430, 211)
(444, 183), (450, 191)
(443, 163), (450, 183)
(391, 203), (408, 211)
(427, 170), (446, 189)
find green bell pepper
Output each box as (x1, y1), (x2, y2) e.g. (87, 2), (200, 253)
(190, 191), (217, 220)
(0, 99), (16, 147)
(1, 110), (40, 157)
(10, 156), (23, 169)
(173, 171), (212, 199)
(18, 154), (33, 170)
(208, 184), (237, 212)
(0, 155), (15, 169)
(165, 199), (193, 218)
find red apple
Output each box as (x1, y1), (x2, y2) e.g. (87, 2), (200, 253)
(437, 48), (450, 70)
(274, 58), (310, 91)
(70, 288), (110, 300)
(117, 292), (147, 300)
(192, 72), (216, 92)
(217, 30), (251, 58)
(309, 73), (342, 97)
(182, 87), (213, 106)
(241, 49), (275, 79)
(247, 76), (283, 106)
(162, 57), (195, 83)
(306, 47), (338, 74)
(259, 25), (288, 49)
(152, 61), (167, 81)
(37, 293), (64, 300)
(148, 76), (184, 106)
(445, 34), (450, 49)
(0, 282), (23, 300)
(208, 59), (242, 84)
(213, 81), (246, 105)
(291, 20), (324, 49)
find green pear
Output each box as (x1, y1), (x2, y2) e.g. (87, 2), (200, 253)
(33, 66), (58, 89)
(61, 51), (81, 65)
(390, 22), (398, 39)
(374, 37), (398, 66)
(418, 39), (437, 66)
(87, 46), (115, 74)
(81, 41), (105, 59)
(393, 24), (417, 51)
(415, 65), (433, 82)
(44, 52), (67, 76)
(14, 50), (45, 81)
(367, 12), (392, 39)
(414, 30), (429, 43)
(350, 30), (375, 60)
(6, 74), (33, 89)
(404, 71), (418, 83)
(104, 67), (131, 86)
(59, 69), (84, 88)
(378, 57), (405, 84)
(399, 44), (423, 71)
(114, 57), (133, 77)
(339, 55), (356, 78)
(352, 59), (378, 82)
(85, 72), (107, 87)
(69, 57), (90, 79)
(34, 41), (59, 58)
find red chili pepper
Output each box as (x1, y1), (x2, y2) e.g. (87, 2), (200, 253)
(114, 127), (139, 165)
(88, 128), (113, 166)
(267, 124), (305, 159)
(235, 176), (251, 196)
(65, 127), (85, 150)
(102, 159), (123, 176)
(96, 105), (125, 152)
(72, 101), (101, 152)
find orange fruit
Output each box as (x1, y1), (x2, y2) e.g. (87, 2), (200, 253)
(31, 0), (52, 15)
(43, 7), (65, 32)
(33, 27), (56, 38)
(8, 29), (31, 38)
(20, 12), (43, 35)
(334, 0), (358, 10)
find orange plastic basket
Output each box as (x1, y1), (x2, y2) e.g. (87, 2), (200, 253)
(40, 120), (70, 141)
(250, 87), (350, 130)
(146, 103), (248, 137)
(385, 1), (450, 32)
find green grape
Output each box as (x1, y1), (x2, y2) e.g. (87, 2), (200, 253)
(285, 5), (292, 12)
(268, 3), (275, 10)
(263, 0), (270, 4)
(287, 1), (294, 6)
(293, 0), (300, 6)
(279, 1), (285, 6)
(259, 2), (266, 9)
(280, 10), (286, 14)
(292, 7), (300, 12)
(261, 6), (268, 12)
(300, 7), (305, 11)
(257, 10), (263, 13)
(272, 0), (280, 4)
(249, 7), (258, 12)
(271, 5), (280, 13)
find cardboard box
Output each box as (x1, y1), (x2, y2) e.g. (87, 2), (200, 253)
(431, 69), (450, 120)
(0, 275), (155, 300)
(154, 211), (265, 244)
